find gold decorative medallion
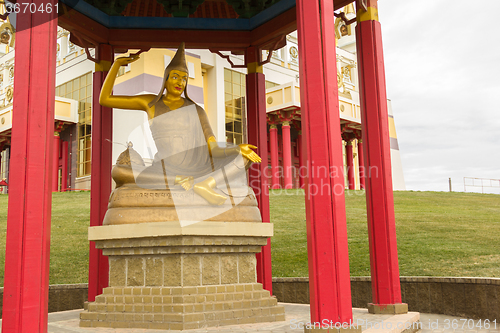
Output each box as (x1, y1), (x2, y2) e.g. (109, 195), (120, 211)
(6, 86), (13, 103)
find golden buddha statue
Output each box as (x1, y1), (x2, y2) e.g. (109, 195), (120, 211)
(100, 43), (262, 225)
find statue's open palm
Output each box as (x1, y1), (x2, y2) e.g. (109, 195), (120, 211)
(239, 144), (261, 163)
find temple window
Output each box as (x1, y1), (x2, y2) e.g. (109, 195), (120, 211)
(224, 68), (246, 145)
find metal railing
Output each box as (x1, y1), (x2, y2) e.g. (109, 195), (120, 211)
(463, 177), (500, 193)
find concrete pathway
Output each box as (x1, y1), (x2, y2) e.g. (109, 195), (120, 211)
(2, 303), (499, 332)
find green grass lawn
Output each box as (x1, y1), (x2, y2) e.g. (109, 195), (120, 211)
(0, 191), (90, 285)
(0, 189), (499, 285)
(270, 189), (500, 278)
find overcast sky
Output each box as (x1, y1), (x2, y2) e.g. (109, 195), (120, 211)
(377, 1), (500, 194)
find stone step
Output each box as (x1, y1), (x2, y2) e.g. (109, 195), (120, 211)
(87, 296), (279, 313)
(82, 305), (284, 322)
(80, 305), (286, 330)
(94, 290), (272, 305)
(100, 283), (264, 296)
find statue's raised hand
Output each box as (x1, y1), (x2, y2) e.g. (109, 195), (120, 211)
(115, 54), (140, 66)
(239, 144), (261, 163)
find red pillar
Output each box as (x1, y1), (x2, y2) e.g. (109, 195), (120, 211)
(297, 0), (354, 325)
(297, 131), (305, 188)
(245, 46), (272, 294)
(357, 139), (365, 190)
(88, 44), (114, 301)
(346, 140), (355, 190)
(2, 1), (57, 331)
(281, 121), (293, 189)
(52, 134), (60, 192)
(269, 124), (280, 189)
(356, 0), (405, 312)
(61, 141), (69, 191)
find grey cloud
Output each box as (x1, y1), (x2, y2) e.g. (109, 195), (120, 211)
(377, 0), (500, 193)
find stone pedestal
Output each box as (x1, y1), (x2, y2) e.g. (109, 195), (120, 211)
(80, 221), (285, 330)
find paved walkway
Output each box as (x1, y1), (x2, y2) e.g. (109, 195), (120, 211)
(2, 303), (499, 332)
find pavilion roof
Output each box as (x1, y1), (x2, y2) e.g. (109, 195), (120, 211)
(59, 0), (355, 52)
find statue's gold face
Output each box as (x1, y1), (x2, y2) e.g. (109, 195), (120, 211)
(166, 70), (188, 98)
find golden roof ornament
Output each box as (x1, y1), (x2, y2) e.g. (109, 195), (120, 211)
(345, 4), (355, 14)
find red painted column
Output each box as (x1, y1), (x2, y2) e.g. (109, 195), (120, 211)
(297, 0), (354, 325)
(346, 140), (355, 190)
(88, 44), (114, 302)
(269, 124), (280, 189)
(52, 134), (60, 192)
(356, 0), (405, 312)
(2, 1), (58, 332)
(61, 141), (69, 191)
(297, 131), (305, 188)
(245, 46), (272, 294)
(357, 139), (365, 190)
(281, 121), (293, 189)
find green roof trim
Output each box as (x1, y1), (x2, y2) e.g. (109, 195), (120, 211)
(157, 0), (205, 17)
(82, 0), (135, 16)
(226, 0), (283, 18)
